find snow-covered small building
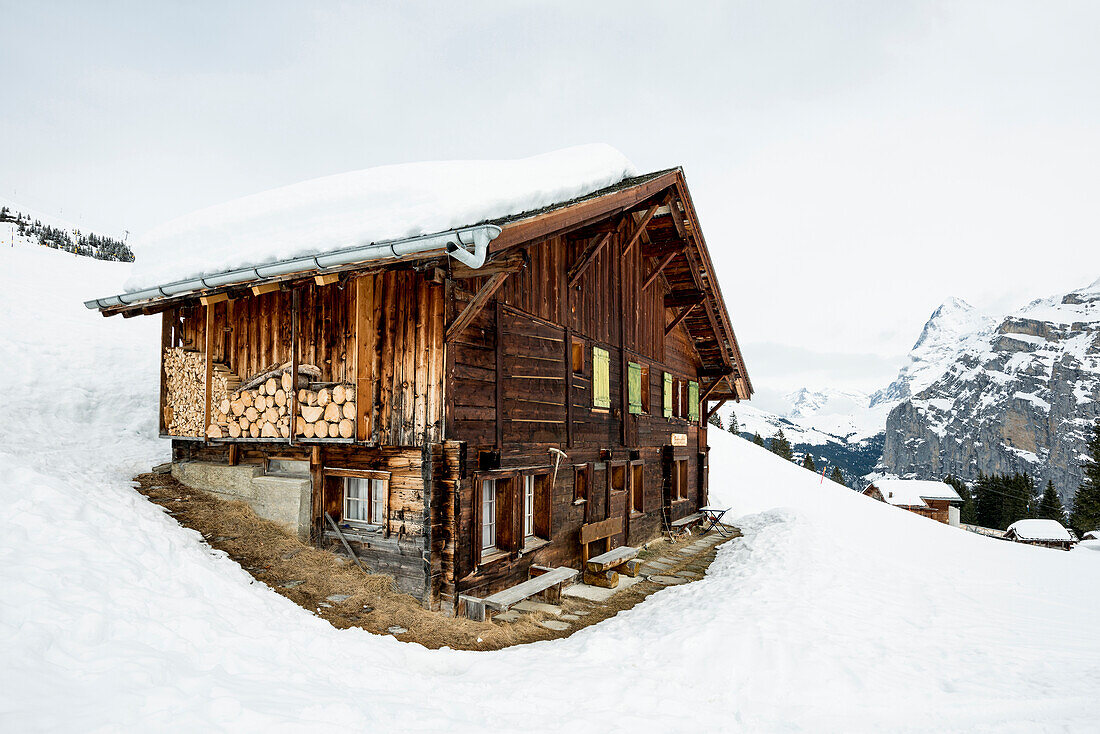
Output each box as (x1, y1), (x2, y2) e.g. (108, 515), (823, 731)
(1004, 519), (1076, 551)
(1083, 530), (1100, 541)
(863, 479), (962, 526)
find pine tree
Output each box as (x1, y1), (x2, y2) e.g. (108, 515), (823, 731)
(728, 410), (739, 434)
(752, 433), (764, 447)
(708, 412), (723, 429)
(1071, 419), (1100, 534)
(1037, 480), (1067, 525)
(829, 466), (844, 486)
(975, 472), (1001, 529)
(769, 429), (793, 461)
(802, 454), (816, 472)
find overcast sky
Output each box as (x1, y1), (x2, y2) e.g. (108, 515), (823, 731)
(3, 1), (1099, 408)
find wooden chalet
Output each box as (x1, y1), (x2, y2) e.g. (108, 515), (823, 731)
(87, 165), (752, 613)
(863, 479), (962, 526)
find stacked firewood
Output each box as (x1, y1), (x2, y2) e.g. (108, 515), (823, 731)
(205, 362), (321, 439)
(296, 384), (356, 439)
(163, 348), (231, 436)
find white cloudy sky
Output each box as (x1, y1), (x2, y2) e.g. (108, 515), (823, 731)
(3, 1), (1099, 410)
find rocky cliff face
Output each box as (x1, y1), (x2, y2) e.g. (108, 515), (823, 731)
(881, 279), (1100, 503)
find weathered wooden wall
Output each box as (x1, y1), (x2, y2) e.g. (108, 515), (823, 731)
(170, 270), (445, 446)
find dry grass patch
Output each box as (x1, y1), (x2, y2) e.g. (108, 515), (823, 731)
(133, 472), (737, 650)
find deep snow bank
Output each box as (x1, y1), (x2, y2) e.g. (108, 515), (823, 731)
(2, 243), (1099, 733)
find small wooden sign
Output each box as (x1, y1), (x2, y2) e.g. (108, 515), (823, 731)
(671, 433), (688, 447)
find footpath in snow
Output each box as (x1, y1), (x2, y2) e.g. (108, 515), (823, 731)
(1, 242), (1099, 732)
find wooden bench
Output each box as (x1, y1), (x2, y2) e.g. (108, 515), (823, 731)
(670, 512), (704, 533)
(459, 565), (579, 621)
(583, 545), (640, 588)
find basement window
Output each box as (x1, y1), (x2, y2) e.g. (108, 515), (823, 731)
(339, 472), (389, 529)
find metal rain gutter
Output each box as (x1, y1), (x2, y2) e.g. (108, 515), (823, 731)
(84, 224), (502, 310)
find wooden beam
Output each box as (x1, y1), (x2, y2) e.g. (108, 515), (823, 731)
(664, 290), (705, 309)
(314, 273), (340, 287)
(620, 204), (660, 260)
(495, 300), (504, 450)
(445, 271), (510, 342)
(251, 282), (281, 296)
(449, 250), (527, 279)
(566, 231), (613, 288)
(664, 193), (689, 241)
(700, 378), (724, 403)
(199, 292), (228, 306)
(704, 398), (727, 422)
(641, 250), (679, 291)
(490, 172), (679, 252)
(202, 304), (213, 442)
(564, 325), (574, 449)
(289, 288), (299, 446)
(664, 302), (698, 336)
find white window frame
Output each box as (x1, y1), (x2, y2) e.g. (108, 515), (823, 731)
(523, 474), (535, 539)
(327, 468), (390, 531)
(343, 477), (371, 526)
(481, 478), (497, 551)
(369, 478), (386, 525)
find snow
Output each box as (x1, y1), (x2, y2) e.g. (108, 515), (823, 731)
(122, 145), (637, 292)
(3, 240), (1100, 731)
(1006, 519), (1074, 542)
(868, 478), (962, 506)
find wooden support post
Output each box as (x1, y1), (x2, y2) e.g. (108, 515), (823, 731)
(289, 288), (299, 446)
(564, 325), (574, 448)
(665, 302), (698, 336)
(202, 303), (213, 442)
(251, 282), (281, 296)
(704, 398), (727, 423)
(566, 231), (613, 288)
(446, 271), (510, 342)
(664, 193), (689, 240)
(641, 249), (679, 291)
(494, 299), (504, 450)
(620, 204), (659, 260)
(352, 276), (374, 442)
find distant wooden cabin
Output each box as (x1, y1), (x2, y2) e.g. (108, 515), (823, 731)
(863, 479), (962, 526)
(86, 165), (752, 613)
(1004, 519), (1075, 551)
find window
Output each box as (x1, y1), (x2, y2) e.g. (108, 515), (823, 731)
(572, 339), (585, 376)
(688, 381), (700, 421)
(628, 362), (642, 414)
(477, 470), (551, 564)
(610, 462), (626, 493)
(672, 379), (683, 418)
(332, 473), (389, 530)
(592, 346), (610, 409)
(481, 479), (498, 551)
(574, 464), (589, 503)
(640, 365), (650, 413)
(672, 459), (689, 501)
(630, 462), (644, 514)
(523, 474), (535, 539)
(663, 372), (673, 418)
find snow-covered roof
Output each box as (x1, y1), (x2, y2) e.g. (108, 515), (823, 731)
(1083, 530), (1100, 541)
(1006, 519), (1074, 541)
(868, 479), (962, 507)
(122, 144), (637, 293)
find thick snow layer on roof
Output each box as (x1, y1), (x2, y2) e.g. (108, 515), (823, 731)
(122, 144), (636, 292)
(870, 478), (961, 506)
(1007, 518), (1074, 541)
(6, 242), (1100, 730)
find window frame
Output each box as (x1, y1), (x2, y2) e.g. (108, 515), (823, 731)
(672, 458), (690, 501)
(475, 467), (553, 566)
(630, 460), (645, 515)
(571, 339), (585, 376)
(324, 467), (391, 532)
(573, 463), (591, 504)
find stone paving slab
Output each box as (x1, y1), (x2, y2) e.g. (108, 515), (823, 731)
(562, 574), (643, 602)
(650, 575), (689, 585)
(493, 610), (522, 623)
(540, 620), (571, 631)
(513, 600), (563, 616)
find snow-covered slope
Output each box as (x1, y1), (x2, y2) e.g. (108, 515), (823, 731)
(882, 278), (1100, 501)
(3, 244), (1099, 731)
(124, 145), (636, 291)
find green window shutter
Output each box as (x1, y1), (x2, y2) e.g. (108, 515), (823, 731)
(593, 347), (610, 409)
(663, 372), (673, 417)
(627, 362), (642, 414)
(689, 381), (700, 421)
